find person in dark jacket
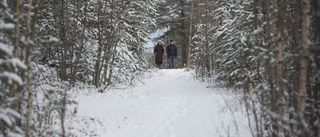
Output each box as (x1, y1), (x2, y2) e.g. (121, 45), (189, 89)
(154, 40), (165, 69)
(166, 40), (177, 69)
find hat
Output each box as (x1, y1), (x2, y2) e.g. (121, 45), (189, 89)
(170, 40), (173, 42)
(158, 40), (162, 43)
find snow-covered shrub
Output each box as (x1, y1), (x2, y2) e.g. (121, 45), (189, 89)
(31, 82), (77, 137)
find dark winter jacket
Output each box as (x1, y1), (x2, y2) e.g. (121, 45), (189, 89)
(166, 44), (177, 57)
(154, 44), (164, 61)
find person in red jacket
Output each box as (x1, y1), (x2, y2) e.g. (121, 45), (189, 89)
(154, 40), (165, 69)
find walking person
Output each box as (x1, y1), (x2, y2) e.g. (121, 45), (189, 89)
(154, 40), (165, 69)
(166, 40), (177, 69)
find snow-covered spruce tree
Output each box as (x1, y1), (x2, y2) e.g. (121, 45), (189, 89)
(34, 0), (92, 85)
(193, 0), (266, 136)
(209, 0), (294, 136)
(113, 0), (157, 86)
(189, 0), (319, 136)
(251, 0), (317, 136)
(0, 0), (27, 136)
(33, 0), (63, 83)
(191, 0), (216, 81)
(192, 0), (255, 86)
(94, 0), (158, 90)
(208, 0), (320, 136)
(211, 0), (257, 88)
(0, 0), (74, 136)
(33, 0), (99, 87)
(34, 0), (157, 87)
(24, 1), (87, 136)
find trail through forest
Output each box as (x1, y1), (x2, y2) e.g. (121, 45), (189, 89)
(75, 69), (251, 137)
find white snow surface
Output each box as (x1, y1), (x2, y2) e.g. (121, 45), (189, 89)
(72, 69), (251, 137)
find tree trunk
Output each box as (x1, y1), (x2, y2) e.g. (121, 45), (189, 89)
(310, 2), (320, 136)
(298, 0), (310, 123)
(106, 47), (116, 89)
(11, 0), (21, 132)
(253, 0), (261, 136)
(276, 0), (284, 133)
(103, 1), (115, 85)
(95, 0), (103, 88)
(61, 91), (66, 137)
(98, 1), (109, 85)
(25, 0), (33, 136)
(180, 0), (187, 67)
(70, 1), (87, 86)
(264, 0), (277, 136)
(69, 1), (75, 85)
(187, 0), (193, 71)
(59, 0), (67, 81)
(52, 0), (60, 82)
(205, 0), (210, 76)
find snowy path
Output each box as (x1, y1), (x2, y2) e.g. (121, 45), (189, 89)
(75, 69), (251, 137)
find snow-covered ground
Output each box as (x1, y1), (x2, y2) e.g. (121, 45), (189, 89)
(72, 69), (251, 137)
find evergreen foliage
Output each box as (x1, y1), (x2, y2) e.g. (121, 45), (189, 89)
(190, 0), (320, 136)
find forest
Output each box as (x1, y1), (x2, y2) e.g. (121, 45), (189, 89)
(0, 0), (319, 137)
